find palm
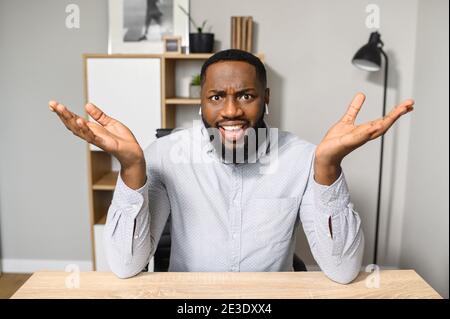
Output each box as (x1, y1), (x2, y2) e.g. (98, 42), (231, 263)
(49, 101), (143, 164)
(316, 93), (414, 164)
(87, 115), (138, 155)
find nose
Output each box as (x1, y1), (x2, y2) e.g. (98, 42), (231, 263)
(221, 97), (244, 118)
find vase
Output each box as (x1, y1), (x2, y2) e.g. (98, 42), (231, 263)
(189, 33), (214, 53)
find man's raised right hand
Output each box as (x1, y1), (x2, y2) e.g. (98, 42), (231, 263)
(49, 101), (146, 189)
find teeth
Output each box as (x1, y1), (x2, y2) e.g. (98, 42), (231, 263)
(222, 125), (244, 131)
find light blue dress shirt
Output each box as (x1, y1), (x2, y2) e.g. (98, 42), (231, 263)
(104, 121), (364, 283)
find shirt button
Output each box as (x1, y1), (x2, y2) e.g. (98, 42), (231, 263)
(134, 235), (139, 239)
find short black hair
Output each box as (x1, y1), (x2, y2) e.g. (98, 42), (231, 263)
(200, 49), (267, 88)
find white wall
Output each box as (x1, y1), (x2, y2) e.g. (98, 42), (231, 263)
(399, 0), (449, 298)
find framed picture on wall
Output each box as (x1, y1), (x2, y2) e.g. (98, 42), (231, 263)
(108, 0), (190, 53)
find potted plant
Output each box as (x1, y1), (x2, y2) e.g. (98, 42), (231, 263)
(189, 74), (201, 98)
(178, 5), (214, 53)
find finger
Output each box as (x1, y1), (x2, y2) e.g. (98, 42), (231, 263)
(49, 101), (71, 130)
(385, 99), (415, 122)
(85, 121), (119, 151)
(52, 103), (83, 135)
(374, 99), (415, 136)
(50, 101), (82, 120)
(61, 108), (83, 136)
(48, 100), (58, 112)
(58, 103), (91, 135)
(340, 122), (382, 149)
(75, 117), (97, 143)
(53, 102), (75, 122)
(354, 99), (414, 141)
(85, 121), (118, 143)
(340, 92), (366, 124)
(53, 108), (77, 132)
(85, 103), (113, 126)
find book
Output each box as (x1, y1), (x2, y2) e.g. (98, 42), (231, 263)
(242, 17), (248, 50)
(231, 17), (237, 49)
(236, 16), (242, 49)
(246, 16), (253, 52)
(230, 16), (254, 52)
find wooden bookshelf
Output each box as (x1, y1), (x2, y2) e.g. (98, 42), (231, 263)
(92, 171), (118, 191)
(96, 214), (107, 225)
(161, 52), (263, 128)
(165, 98), (201, 105)
(163, 53), (213, 60)
(160, 53), (222, 127)
(83, 53), (218, 270)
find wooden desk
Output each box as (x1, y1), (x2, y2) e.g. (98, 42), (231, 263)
(11, 270), (441, 299)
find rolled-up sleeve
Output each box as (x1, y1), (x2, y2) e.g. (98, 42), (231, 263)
(299, 151), (364, 284)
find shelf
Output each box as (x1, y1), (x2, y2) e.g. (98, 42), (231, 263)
(92, 190), (112, 226)
(95, 214), (107, 225)
(163, 53), (213, 60)
(165, 98), (201, 105)
(163, 53), (264, 61)
(92, 171), (118, 190)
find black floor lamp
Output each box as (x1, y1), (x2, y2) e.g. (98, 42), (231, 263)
(351, 31), (388, 265)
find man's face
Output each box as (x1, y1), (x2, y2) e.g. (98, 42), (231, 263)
(201, 60), (269, 151)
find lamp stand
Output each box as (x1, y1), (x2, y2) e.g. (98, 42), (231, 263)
(373, 48), (389, 265)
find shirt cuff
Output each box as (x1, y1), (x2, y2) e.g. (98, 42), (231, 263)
(112, 172), (149, 216)
(312, 169), (351, 213)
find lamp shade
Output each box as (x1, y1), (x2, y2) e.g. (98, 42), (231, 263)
(352, 31), (383, 71)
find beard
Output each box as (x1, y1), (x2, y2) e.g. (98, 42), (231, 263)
(201, 111), (267, 163)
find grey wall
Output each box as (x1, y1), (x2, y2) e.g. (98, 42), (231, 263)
(399, 0), (449, 298)
(0, 0), (108, 263)
(0, 0), (447, 297)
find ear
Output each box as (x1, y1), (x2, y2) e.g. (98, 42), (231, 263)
(264, 88), (270, 105)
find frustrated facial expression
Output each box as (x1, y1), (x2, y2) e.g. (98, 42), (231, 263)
(201, 60), (269, 151)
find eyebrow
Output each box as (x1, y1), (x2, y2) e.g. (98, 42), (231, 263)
(207, 88), (257, 94)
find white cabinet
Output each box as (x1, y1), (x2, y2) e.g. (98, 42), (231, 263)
(86, 57), (162, 152)
(85, 55), (161, 272)
(93, 224), (109, 271)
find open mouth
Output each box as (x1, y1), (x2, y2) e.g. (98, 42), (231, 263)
(218, 122), (249, 143)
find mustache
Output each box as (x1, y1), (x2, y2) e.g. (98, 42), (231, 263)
(202, 113), (266, 130)
(202, 115), (267, 150)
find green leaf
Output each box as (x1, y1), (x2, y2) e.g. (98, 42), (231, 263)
(190, 74), (201, 85)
